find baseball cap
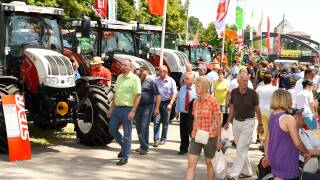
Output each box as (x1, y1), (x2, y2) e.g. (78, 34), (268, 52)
(287, 108), (304, 115)
(197, 64), (207, 71)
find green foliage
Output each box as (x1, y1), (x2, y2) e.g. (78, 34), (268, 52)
(199, 23), (221, 48)
(4, 0), (186, 33)
(188, 16), (203, 39)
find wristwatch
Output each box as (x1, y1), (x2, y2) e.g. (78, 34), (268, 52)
(131, 108), (136, 112)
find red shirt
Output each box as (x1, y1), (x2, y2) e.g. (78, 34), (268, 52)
(91, 66), (112, 85)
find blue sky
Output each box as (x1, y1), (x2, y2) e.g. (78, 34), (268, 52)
(183, 0), (320, 43)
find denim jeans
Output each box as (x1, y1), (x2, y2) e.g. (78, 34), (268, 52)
(154, 101), (170, 142)
(135, 104), (154, 150)
(109, 107), (132, 160)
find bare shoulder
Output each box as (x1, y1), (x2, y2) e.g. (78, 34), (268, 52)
(279, 114), (296, 132)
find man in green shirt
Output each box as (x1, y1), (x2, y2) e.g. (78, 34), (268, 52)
(108, 59), (141, 166)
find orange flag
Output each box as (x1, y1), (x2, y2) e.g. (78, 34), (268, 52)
(148, 0), (164, 16)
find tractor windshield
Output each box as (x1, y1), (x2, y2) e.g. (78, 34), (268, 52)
(102, 31), (134, 55)
(186, 46), (212, 64)
(6, 14), (62, 52)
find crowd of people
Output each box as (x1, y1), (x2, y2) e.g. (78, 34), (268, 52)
(88, 55), (320, 179)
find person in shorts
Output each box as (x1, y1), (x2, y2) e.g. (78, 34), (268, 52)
(186, 77), (222, 180)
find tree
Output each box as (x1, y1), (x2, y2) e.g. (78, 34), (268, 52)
(188, 16), (203, 39)
(117, 0), (137, 22)
(199, 23), (221, 48)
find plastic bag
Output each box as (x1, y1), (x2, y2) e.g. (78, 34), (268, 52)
(213, 151), (227, 179)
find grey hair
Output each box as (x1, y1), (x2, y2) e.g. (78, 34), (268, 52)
(237, 72), (249, 81)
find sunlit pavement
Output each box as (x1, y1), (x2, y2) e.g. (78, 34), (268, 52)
(0, 119), (262, 179)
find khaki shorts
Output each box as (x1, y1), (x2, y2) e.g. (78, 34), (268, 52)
(188, 137), (217, 159)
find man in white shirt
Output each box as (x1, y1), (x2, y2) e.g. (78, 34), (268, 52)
(256, 72), (278, 142)
(230, 60), (239, 77)
(294, 68), (314, 95)
(296, 80), (318, 130)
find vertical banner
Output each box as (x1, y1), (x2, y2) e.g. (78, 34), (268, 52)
(235, 0), (244, 31)
(266, 17), (271, 51)
(108, 0), (116, 21)
(215, 0), (230, 38)
(134, 0), (140, 10)
(277, 32), (281, 55)
(95, 0), (108, 18)
(2, 95), (31, 161)
(256, 11), (263, 37)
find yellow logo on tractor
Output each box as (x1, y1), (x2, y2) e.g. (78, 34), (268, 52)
(56, 101), (69, 116)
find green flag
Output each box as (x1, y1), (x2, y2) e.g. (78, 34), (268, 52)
(236, 0), (244, 30)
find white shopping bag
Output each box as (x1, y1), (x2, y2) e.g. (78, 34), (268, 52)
(213, 151), (227, 179)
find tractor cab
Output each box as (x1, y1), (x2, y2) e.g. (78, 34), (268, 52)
(68, 19), (156, 76)
(1, 1), (65, 78)
(178, 42), (215, 70)
(134, 23), (189, 86)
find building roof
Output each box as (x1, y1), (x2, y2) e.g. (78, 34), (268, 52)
(286, 31), (311, 37)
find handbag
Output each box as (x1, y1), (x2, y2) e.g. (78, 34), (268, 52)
(194, 100), (217, 145)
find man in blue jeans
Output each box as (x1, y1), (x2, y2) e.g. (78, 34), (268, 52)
(153, 65), (177, 147)
(107, 60), (141, 166)
(135, 66), (160, 155)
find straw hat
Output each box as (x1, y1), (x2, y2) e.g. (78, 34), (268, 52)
(90, 56), (104, 65)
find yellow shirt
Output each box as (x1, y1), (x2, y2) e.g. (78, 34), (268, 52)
(213, 79), (229, 106)
(114, 72), (141, 106)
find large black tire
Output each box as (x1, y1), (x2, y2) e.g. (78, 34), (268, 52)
(75, 84), (114, 146)
(0, 84), (20, 152)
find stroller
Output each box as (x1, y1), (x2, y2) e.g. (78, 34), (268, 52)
(256, 155), (305, 180)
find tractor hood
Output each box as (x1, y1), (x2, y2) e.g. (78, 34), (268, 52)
(113, 54), (156, 75)
(24, 48), (75, 88)
(149, 48), (189, 73)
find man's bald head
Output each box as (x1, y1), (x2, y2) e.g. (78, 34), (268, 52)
(159, 65), (169, 79)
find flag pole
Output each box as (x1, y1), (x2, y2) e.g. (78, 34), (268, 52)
(221, 28), (225, 64)
(160, 0), (168, 67)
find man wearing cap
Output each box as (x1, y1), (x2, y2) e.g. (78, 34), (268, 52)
(107, 59), (141, 165)
(90, 56), (112, 85)
(296, 80), (318, 130)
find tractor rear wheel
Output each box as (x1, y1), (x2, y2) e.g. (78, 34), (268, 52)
(0, 84), (20, 152)
(75, 84), (114, 146)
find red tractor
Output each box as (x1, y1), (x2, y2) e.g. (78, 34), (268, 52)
(64, 19), (156, 78)
(0, 1), (114, 151)
(178, 42), (215, 71)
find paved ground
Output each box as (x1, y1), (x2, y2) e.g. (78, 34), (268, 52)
(0, 120), (263, 180)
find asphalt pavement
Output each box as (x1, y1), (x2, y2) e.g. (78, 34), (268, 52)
(0, 120), (263, 180)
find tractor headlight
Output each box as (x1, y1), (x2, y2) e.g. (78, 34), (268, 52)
(45, 77), (59, 86)
(67, 77), (75, 86)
